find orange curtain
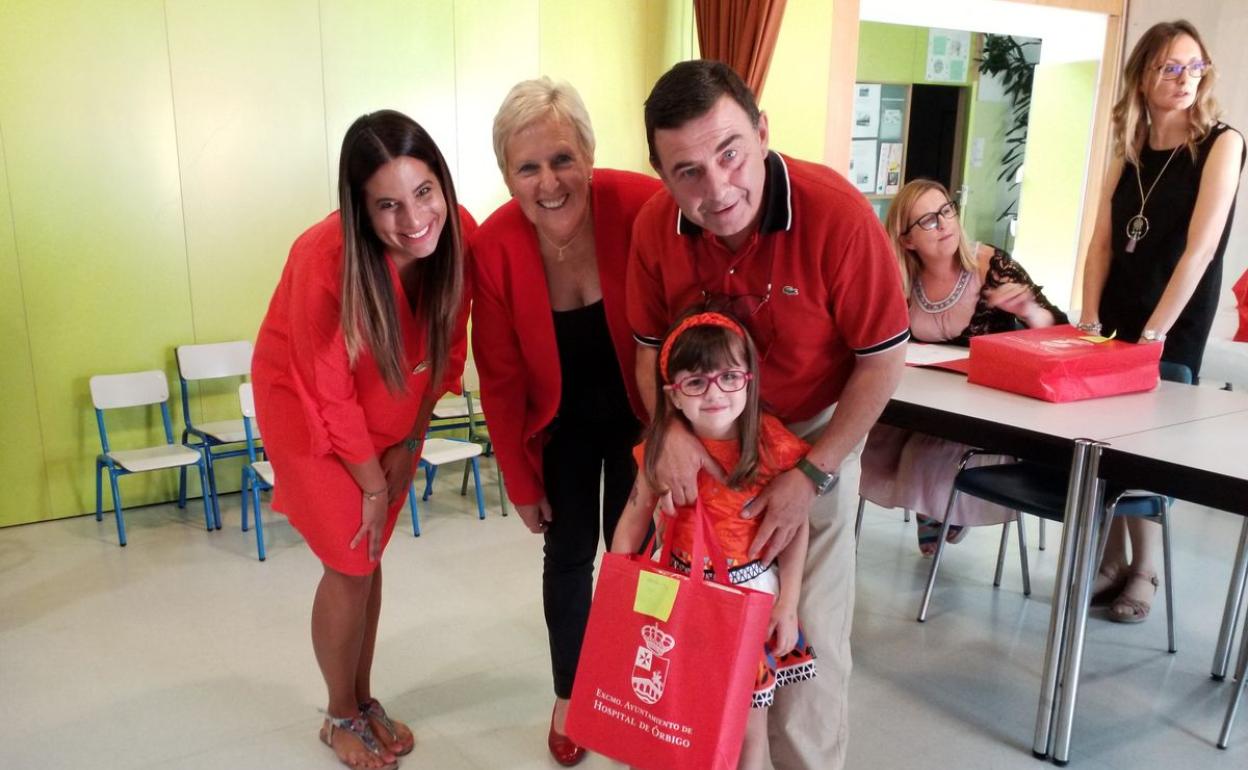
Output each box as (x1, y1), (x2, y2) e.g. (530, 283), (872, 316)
(694, 0), (788, 100)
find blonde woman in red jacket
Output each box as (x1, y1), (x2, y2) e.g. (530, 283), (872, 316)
(470, 78), (660, 766)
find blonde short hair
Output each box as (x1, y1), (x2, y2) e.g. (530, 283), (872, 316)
(492, 77), (596, 174)
(1112, 20), (1221, 167)
(885, 179), (977, 297)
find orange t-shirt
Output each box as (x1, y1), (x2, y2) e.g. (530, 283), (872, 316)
(635, 413), (810, 566)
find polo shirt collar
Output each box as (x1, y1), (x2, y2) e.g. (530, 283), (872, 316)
(675, 150), (793, 237)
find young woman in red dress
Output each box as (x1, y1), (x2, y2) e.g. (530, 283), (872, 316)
(252, 110), (474, 770)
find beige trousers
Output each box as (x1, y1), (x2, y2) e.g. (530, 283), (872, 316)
(768, 409), (860, 770)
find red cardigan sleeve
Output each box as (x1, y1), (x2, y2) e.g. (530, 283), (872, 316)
(469, 234), (547, 505)
(282, 222), (377, 464)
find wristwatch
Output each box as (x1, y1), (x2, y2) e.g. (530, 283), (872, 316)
(796, 457), (839, 496)
(1141, 329), (1167, 343)
(403, 437), (420, 453)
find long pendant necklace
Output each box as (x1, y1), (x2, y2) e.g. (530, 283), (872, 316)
(1125, 144), (1181, 254)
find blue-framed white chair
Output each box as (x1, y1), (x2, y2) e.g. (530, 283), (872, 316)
(237, 383), (272, 561)
(176, 340), (254, 530)
(406, 437), (485, 536)
(90, 370), (211, 546)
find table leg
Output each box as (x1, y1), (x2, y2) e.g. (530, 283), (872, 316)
(1212, 518), (1248, 680)
(1052, 441), (1109, 766)
(1032, 439), (1099, 759)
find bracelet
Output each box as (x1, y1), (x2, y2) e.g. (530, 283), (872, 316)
(1076, 321), (1102, 334)
(362, 487), (387, 502)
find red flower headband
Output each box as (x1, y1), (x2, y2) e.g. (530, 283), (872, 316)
(658, 312), (746, 382)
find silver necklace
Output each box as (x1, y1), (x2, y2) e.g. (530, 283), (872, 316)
(914, 268), (971, 313)
(1126, 144), (1182, 254)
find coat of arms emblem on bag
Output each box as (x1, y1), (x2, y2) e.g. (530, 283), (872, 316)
(632, 623), (677, 704)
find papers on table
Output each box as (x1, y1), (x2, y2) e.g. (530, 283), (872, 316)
(905, 343), (970, 373)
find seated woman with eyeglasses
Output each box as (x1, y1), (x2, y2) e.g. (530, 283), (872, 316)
(858, 179), (1067, 554)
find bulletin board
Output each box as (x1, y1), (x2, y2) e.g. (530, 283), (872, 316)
(848, 82), (910, 222)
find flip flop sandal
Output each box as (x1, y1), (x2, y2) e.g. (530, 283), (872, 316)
(360, 698), (415, 756)
(320, 714), (399, 770)
(1107, 572), (1159, 624)
(1090, 566), (1129, 607)
(916, 514), (941, 555)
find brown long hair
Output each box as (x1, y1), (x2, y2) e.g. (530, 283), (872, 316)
(885, 179), (977, 297)
(337, 110), (463, 393)
(1112, 20), (1221, 167)
(642, 309), (763, 490)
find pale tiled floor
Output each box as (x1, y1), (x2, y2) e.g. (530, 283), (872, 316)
(1, 458), (1245, 769)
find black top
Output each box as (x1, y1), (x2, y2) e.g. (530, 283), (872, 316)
(1101, 122), (1245, 377)
(551, 300), (633, 426)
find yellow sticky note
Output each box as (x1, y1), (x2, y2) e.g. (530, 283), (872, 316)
(1079, 331), (1118, 344)
(634, 571), (680, 621)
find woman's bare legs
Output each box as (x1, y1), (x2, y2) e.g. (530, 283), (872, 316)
(313, 564), (396, 768)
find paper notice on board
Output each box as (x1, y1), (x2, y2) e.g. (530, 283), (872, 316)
(850, 140), (878, 193)
(852, 84), (881, 138)
(926, 29), (971, 83)
(877, 143), (902, 194)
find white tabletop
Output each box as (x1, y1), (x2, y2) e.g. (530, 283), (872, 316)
(894, 364), (1248, 442)
(1105, 410), (1248, 484)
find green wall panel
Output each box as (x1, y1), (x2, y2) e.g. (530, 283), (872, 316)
(0, 0), (717, 527)
(321, 0), (459, 199)
(761, 0), (833, 163)
(0, 0), (195, 520)
(540, 0), (652, 175)
(454, 0), (539, 219)
(0, 122), (51, 525)
(1013, 60), (1098, 309)
(165, 0), (330, 450)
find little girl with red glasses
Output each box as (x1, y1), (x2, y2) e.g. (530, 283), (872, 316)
(611, 310), (817, 770)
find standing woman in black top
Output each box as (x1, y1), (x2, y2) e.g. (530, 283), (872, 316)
(1079, 19), (1244, 624)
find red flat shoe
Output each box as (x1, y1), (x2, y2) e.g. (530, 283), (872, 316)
(548, 709), (586, 767)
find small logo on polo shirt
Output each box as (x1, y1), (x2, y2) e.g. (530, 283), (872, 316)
(782, 285), (799, 296)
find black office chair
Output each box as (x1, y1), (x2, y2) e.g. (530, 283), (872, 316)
(916, 361), (1192, 654)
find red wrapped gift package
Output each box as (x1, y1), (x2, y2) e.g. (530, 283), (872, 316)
(967, 325), (1162, 402)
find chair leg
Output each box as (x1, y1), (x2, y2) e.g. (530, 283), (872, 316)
(178, 428), (189, 508)
(108, 469), (127, 547)
(854, 497), (866, 547)
(252, 483), (266, 561)
(423, 464), (438, 501)
(240, 471), (250, 532)
(1160, 502), (1177, 654)
(1039, 518), (1047, 551)
(471, 458), (485, 520)
(994, 520), (1011, 588)
(1213, 519), (1248, 680)
(1016, 512), (1032, 597)
(918, 488), (961, 622)
(196, 461), (213, 534)
(408, 484), (421, 537)
(1217, 605), (1248, 748)
(460, 460), (471, 496)
(95, 460), (105, 521)
(203, 450), (222, 530)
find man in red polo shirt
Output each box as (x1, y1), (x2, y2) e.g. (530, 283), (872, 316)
(627, 61), (909, 769)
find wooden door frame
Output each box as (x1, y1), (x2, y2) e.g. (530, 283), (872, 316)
(826, 0), (1128, 287)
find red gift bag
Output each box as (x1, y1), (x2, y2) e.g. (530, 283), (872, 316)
(1233, 268), (1248, 343)
(967, 324), (1163, 402)
(566, 501), (773, 770)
